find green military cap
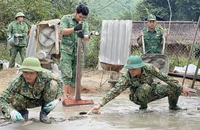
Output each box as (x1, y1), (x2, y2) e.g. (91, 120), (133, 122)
(20, 57), (43, 72)
(147, 14), (156, 21)
(15, 12), (25, 19)
(124, 55), (145, 69)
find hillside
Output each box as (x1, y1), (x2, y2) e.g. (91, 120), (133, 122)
(85, 0), (142, 20)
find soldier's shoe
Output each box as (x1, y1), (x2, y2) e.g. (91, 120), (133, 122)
(40, 110), (52, 124)
(18, 109), (29, 121)
(169, 105), (187, 110)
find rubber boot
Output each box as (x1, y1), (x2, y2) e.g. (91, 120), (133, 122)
(139, 104), (148, 110)
(40, 101), (52, 124)
(40, 110), (52, 124)
(168, 96), (187, 110)
(18, 108), (29, 121)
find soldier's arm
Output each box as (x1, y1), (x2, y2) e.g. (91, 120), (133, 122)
(0, 80), (19, 118)
(99, 74), (130, 107)
(137, 31), (144, 45)
(149, 65), (182, 89)
(60, 16), (74, 35)
(21, 23), (28, 37)
(82, 21), (89, 41)
(52, 73), (63, 99)
(7, 23), (12, 38)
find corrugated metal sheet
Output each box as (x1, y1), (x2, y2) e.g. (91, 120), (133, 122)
(99, 20), (132, 66)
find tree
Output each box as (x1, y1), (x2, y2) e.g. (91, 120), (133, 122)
(135, 0), (200, 21)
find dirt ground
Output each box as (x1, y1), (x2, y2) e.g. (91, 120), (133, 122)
(0, 68), (200, 94)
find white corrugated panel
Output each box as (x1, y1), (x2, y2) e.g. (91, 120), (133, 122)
(99, 20), (132, 65)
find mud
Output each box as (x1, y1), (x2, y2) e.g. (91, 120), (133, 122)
(1, 94), (200, 130)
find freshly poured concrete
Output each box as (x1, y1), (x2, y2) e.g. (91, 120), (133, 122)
(1, 94), (200, 130)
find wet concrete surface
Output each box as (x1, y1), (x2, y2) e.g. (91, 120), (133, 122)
(1, 94), (200, 130)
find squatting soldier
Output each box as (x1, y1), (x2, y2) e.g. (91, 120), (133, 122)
(60, 4), (90, 103)
(137, 14), (167, 54)
(7, 12), (28, 68)
(92, 55), (191, 113)
(0, 57), (63, 124)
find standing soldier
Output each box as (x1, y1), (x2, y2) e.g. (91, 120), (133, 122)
(7, 12), (28, 68)
(59, 4), (90, 103)
(92, 55), (191, 113)
(0, 57), (63, 124)
(137, 14), (167, 54)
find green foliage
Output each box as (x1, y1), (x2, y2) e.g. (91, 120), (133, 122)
(0, 43), (10, 60)
(85, 35), (101, 68)
(135, 0), (200, 21)
(169, 56), (198, 70)
(84, 0), (142, 20)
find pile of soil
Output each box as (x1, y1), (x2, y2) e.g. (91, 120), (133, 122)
(0, 69), (112, 94)
(0, 68), (18, 93)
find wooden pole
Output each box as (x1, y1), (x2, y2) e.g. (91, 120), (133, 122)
(191, 57), (200, 89)
(182, 16), (200, 86)
(75, 38), (82, 101)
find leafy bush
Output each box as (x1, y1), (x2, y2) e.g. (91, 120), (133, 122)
(85, 35), (100, 68)
(0, 42), (10, 60)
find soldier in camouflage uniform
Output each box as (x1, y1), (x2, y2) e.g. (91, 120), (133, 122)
(59, 4), (90, 102)
(0, 57), (63, 124)
(137, 14), (167, 54)
(7, 12), (28, 68)
(92, 55), (191, 113)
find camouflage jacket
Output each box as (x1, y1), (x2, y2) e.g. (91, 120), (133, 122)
(0, 69), (63, 114)
(7, 21), (28, 47)
(137, 28), (163, 54)
(99, 64), (182, 107)
(60, 14), (89, 56)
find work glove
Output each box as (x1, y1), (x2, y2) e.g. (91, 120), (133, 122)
(74, 24), (82, 31)
(10, 110), (24, 122)
(77, 31), (84, 38)
(14, 33), (23, 37)
(43, 99), (60, 113)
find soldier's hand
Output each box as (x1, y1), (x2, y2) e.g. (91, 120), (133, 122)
(163, 33), (168, 38)
(14, 33), (23, 37)
(43, 98), (60, 112)
(182, 86), (191, 97)
(74, 24), (82, 31)
(140, 32), (144, 37)
(10, 110), (24, 122)
(92, 104), (101, 114)
(77, 31), (84, 38)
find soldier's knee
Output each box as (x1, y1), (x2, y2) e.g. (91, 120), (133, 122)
(136, 84), (151, 95)
(49, 80), (58, 93)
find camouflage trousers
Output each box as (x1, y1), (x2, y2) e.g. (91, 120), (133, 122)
(9, 46), (26, 68)
(129, 83), (181, 107)
(2, 80), (58, 119)
(60, 51), (84, 87)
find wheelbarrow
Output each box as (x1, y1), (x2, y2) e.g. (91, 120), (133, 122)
(141, 35), (169, 74)
(100, 62), (124, 87)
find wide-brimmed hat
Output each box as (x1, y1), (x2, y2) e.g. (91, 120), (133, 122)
(124, 55), (145, 69)
(20, 57), (43, 72)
